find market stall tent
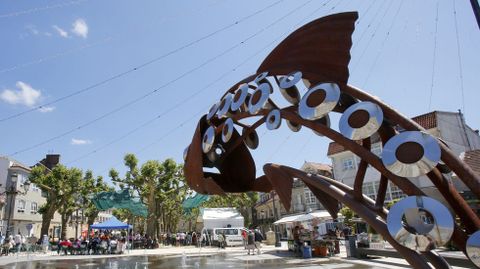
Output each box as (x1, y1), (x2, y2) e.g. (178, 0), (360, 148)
(197, 208), (244, 229)
(90, 216), (132, 230)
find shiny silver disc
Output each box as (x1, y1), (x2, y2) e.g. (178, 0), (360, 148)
(339, 101), (383, 140)
(387, 196), (454, 251)
(242, 128), (259, 149)
(231, 84), (249, 112)
(216, 94), (233, 118)
(299, 82), (340, 120)
(313, 114), (330, 136)
(248, 83), (270, 114)
(254, 72), (268, 84)
(266, 109), (281, 130)
(382, 131), (441, 178)
(206, 102), (220, 122)
(221, 118), (234, 143)
(202, 126), (215, 153)
(286, 119), (301, 132)
(466, 230), (480, 267)
(279, 71), (302, 105)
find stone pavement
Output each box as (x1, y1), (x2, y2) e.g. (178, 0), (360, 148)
(0, 243), (472, 268)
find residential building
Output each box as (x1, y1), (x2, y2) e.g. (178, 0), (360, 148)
(253, 162), (332, 233)
(0, 156), (61, 238)
(327, 110), (480, 206)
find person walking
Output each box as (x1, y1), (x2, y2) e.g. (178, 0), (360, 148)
(217, 232), (225, 249)
(254, 227), (263, 255)
(246, 229), (255, 255)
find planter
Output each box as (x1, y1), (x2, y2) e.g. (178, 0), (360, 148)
(314, 246), (328, 257)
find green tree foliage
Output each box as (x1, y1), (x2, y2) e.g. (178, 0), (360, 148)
(81, 170), (111, 226)
(29, 164), (82, 238)
(339, 206), (355, 233)
(110, 154), (185, 237)
(203, 192), (259, 226)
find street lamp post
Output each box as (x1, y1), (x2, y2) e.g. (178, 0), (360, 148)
(271, 191), (281, 247)
(1, 173), (30, 235)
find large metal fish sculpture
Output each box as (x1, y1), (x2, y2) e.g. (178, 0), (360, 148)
(183, 12), (480, 269)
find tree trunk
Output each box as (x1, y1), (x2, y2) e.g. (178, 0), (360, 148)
(146, 188), (156, 237)
(40, 204), (57, 238)
(61, 213), (70, 239)
(87, 211), (99, 226)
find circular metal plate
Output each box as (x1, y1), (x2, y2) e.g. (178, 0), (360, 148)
(467, 230), (480, 267)
(339, 101), (383, 140)
(382, 131), (441, 177)
(248, 83), (270, 114)
(206, 102), (220, 122)
(313, 114), (331, 136)
(231, 84), (249, 112)
(279, 71), (302, 88)
(221, 118), (234, 143)
(299, 82), (340, 120)
(242, 128), (259, 149)
(216, 94), (233, 118)
(387, 196), (454, 251)
(266, 109), (281, 130)
(202, 126), (215, 153)
(254, 72), (269, 84)
(286, 119), (301, 132)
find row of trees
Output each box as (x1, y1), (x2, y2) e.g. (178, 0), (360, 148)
(29, 153), (259, 240)
(29, 165), (110, 238)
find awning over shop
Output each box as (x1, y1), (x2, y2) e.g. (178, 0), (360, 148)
(273, 210), (337, 224)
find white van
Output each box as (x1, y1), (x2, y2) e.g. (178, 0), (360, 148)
(212, 227), (248, 247)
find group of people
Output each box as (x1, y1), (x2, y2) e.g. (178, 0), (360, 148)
(0, 232), (30, 255)
(244, 227), (263, 255)
(56, 233), (128, 255)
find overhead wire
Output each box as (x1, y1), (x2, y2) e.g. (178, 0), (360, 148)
(0, 0), (88, 19)
(0, 0), (285, 123)
(100, 0), (338, 175)
(452, 0), (466, 113)
(428, 1), (440, 110)
(10, 0), (316, 159)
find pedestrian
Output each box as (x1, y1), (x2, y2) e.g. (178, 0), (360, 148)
(246, 229), (255, 255)
(217, 232), (225, 249)
(254, 227), (263, 255)
(41, 234), (49, 254)
(241, 229), (247, 249)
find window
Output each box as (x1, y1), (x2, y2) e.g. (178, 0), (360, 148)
(304, 188), (316, 204)
(342, 157), (355, 170)
(17, 199), (26, 212)
(389, 183), (406, 201)
(31, 183), (39, 192)
(31, 202), (38, 214)
(362, 182), (377, 200)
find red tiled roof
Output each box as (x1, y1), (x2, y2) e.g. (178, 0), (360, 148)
(327, 111), (439, 156)
(462, 150), (480, 177)
(411, 111), (437, 130)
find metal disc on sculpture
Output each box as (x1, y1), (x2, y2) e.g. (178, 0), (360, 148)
(339, 101), (383, 140)
(312, 114), (331, 136)
(254, 72), (268, 84)
(466, 230), (480, 267)
(202, 126), (216, 153)
(299, 82), (340, 120)
(222, 118), (234, 143)
(231, 84), (249, 112)
(266, 109), (282, 130)
(287, 119), (302, 132)
(216, 94), (233, 118)
(279, 71), (302, 105)
(387, 196), (454, 252)
(206, 102), (220, 122)
(382, 131), (441, 177)
(242, 128), (259, 149)
(183, 146), (189, 161)
(248, 83), (270, 114)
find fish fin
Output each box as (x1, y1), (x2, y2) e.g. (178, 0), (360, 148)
(263, 163), (293, 212)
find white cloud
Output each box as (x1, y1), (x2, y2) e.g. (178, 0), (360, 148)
(38, 106), (55, 113)
(71, 138), (92, 145)
(0, 81), (42, 107)
(26, 24), (39, 35)
(71, 18), (88, 38)
(52, 25), (69, 38)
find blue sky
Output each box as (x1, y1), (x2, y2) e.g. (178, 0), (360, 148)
(1, 0), (479, 185)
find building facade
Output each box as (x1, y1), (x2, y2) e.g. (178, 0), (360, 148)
(0, 156), (61, 238)
(327, 110), (480, 206)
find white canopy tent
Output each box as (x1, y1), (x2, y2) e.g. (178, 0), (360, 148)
(274, 210), (337, 224)
(197, 208), (244, 229)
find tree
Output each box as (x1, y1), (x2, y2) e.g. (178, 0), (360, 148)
(340, 206), (355, 233)
(29, 164), (83, 238)
(110, 154), (185, 237)
(81, 170), (111, 226)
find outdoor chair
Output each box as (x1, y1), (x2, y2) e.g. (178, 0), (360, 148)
(60, 245), (69, 255)
(79, 242), (88, 255)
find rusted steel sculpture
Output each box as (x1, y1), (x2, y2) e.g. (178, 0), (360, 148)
(184, 12), (480, 269)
